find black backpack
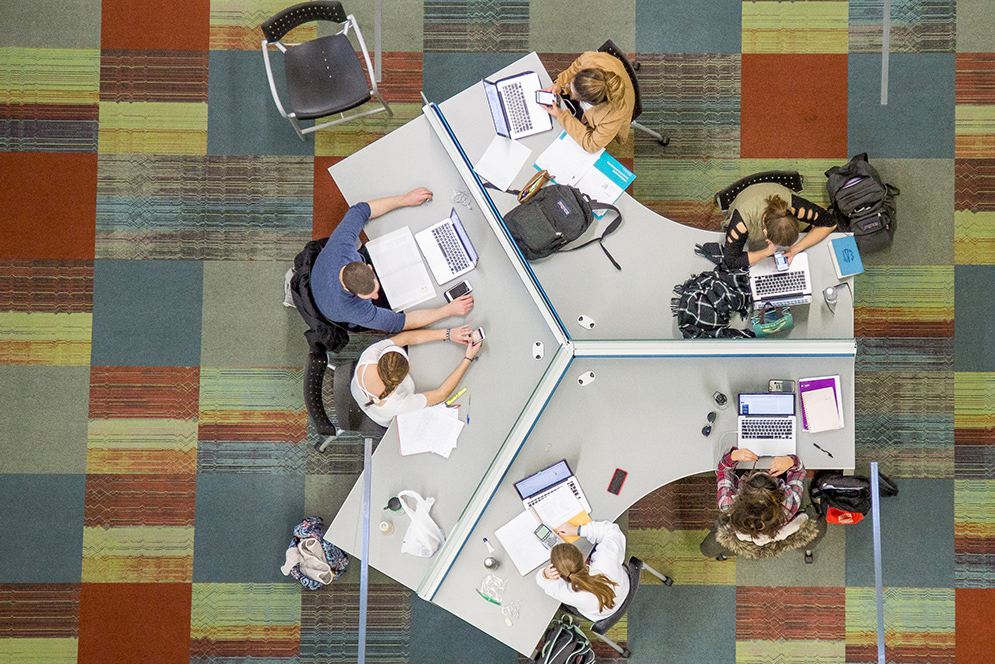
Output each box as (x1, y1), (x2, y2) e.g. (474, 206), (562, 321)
(532, 616), (595, 664)
(825, 153), (900, 254)
(809, 469), (898, 522)
(501, 184), (623, 270)
(290, 237), (350, 354)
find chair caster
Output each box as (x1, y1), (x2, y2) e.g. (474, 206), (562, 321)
(804, 550), (813, 564)
(621, 648), (632, 658)
(633, 61), (640, 71)
(716, 554), (727, 561)
(663, 575), (674, 586)
(658, 137), (670, 147)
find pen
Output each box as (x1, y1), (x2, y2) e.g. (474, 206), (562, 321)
(812, 442), (834, 458)
(467, 394), (471, 424)
(446, 387), (467, 406)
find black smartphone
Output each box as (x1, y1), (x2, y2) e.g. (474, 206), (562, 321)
(535, 90), (556, 106)
(444, 280), (472, 302)
(608, 469), (627, 495)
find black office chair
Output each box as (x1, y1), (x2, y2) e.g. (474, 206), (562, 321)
(714, 171), (805, 214)
(310, 354), (387, 453)
(597, 40), (669, 147)
(561, 556), (674, 658)
(261, 1), (393, 140)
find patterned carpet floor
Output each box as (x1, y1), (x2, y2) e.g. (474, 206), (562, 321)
(2, 1), (995, 663)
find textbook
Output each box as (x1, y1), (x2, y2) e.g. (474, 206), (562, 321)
(798, 375), (844, 433)
(829, 235), (864, 279)
(363, 227), (435, 312)
(534, 131), (636, 217)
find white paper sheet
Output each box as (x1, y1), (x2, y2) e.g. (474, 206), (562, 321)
(494, 509), (548, 575)
(531, 484), (584, 529)
(534, 131), (601, 186)
(473, 135), (532, 192)
(396, 404), (464, 458)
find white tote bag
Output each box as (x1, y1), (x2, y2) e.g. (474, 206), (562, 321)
(397, 490), (446, 557)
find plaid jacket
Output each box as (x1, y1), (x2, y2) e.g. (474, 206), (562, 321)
(671, 266), (755, 339)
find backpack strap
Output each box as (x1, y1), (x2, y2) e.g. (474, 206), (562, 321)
(556, 202), (623, 271)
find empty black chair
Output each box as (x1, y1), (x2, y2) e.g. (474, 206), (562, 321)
(597, 40), (669, 147)
(715, 171), (805, 214)
(261, 1), (392, 140)
(561, 556), (674, 658)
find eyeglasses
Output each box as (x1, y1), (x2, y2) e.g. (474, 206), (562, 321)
(701, 411), (717, 437)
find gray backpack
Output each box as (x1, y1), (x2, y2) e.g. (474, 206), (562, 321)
(825, 153), (900, 254)
(501, 184), (623, 270)
(532, 616), (595, 664)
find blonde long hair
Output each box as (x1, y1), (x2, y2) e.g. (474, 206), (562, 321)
(761, 195), (800, 247)
(364, 351), (409, 407)
(572, 68), (626, 113)
(550, 543), (619, 613)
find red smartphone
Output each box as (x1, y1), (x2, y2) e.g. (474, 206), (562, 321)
(608, 469), (627, 495)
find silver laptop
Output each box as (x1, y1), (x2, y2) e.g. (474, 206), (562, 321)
(514, 459), (592, 515)
(414, 208), (478, 286)
(483, 71), (554, 140)
(737, 392), (797, 456)
(749, 251), (813, 308)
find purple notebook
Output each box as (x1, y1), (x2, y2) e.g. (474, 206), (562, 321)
(798, 375), (842, 431)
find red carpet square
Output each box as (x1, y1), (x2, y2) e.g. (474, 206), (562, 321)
(313, 157), (351, 240)
(78, 583), (191, 664)
(0, 153), (97, 260)
(741, 54), (848, 159)
(100, 0), (210, 51)
(957, 588), (995, 663)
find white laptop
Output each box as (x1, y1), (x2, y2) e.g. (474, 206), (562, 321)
(737, 392), (797, 456)
(749, 251), (813, 308)
(514, 459), (592, 515)
(483, 71), (554, 140)
(414, 208), (478, 286)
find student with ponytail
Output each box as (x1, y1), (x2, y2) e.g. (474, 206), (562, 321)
(539, 52), (635, 153)
(535, 520), (629, 621)
(350, 326), (482, 428)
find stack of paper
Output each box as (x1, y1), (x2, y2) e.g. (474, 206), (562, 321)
(534, 131), (635, 217)
(799, 375), (844, 433)
(395, 404), (464, 458)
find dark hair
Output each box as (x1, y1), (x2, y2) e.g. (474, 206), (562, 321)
(550, 543), (618, 613)
(723, 472), (786, 539)
(364, 351), (409, 406)
(761, 195), (800, 247)
(342, 261), (376, 296)
(572, 68), (625, 110)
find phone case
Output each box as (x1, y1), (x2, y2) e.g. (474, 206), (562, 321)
(608, 469), (627, 495)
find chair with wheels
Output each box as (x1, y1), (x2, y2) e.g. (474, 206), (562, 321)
(597, 39), (669, 147)
(714, 171), (805, 214)
(261, 1), (393, 140)
(562, 556), (674, 658)
(309, 353), (387, 453)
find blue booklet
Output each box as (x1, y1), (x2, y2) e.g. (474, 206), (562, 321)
(828, 235), (864, 279)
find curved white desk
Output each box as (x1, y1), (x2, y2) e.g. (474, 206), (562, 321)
(324, 52), (856, 656)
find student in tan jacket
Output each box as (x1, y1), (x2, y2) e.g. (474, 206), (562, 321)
(540, 51), (635, 153)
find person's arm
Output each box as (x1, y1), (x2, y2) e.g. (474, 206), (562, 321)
(717, 447), (758, 512)
(555, 110), (622, 153)
(419, 339), (483, 406)
(782, 195), (836, 264)
(775, 455), (805, 519)
(782, 224), (835, 264)
(581, 521), (626, 570)
(401, 295), (474, 330)
(722, 214), (775, 269)
(388, 325), (471, 348)
(366, 187), (433, 219)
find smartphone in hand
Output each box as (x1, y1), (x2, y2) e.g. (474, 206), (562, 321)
(535, 90), (556, 106)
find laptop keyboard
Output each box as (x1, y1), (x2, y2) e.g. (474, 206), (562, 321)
(525, 481), (583, 509)
(741, 418), (794, 440)
(753, 271), (807, 299)
(432, 224), (470, 274)
(503, 82), (533, 134)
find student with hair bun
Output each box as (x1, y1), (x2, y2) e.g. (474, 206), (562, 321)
(351, 326), (482, 428)
(539, 52), (635, 153)
(720, 183), (836, 269)
(535, 520), (629, 621)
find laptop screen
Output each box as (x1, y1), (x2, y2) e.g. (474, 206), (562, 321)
(514, 460), (571, 500)
(739, 393), (795, 416)
(450, 209), (477, 264)
(483, 80), (510, 138)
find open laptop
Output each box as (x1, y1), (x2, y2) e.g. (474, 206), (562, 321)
(414, 208), (478, 286)
(514, 459), (593, 515)
(749, 251), (813, 308)
(737, 392), (797, 457)
(483, 71), (554, 140)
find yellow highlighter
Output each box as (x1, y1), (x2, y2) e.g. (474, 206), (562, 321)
(446, 387), (467, 406)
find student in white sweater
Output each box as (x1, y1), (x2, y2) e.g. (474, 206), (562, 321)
(534, 520), (630, 621)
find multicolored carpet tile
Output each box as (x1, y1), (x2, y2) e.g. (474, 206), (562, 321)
(2, 0), (995, 662)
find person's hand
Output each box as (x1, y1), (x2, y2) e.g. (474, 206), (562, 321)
(769, 456), (795, 477)
(547, 82), (562, 96)
(782, 245), (800, 266)
(543, 564), (560, 580)
(731, 448), (759, 463)
(763, 239), (778, 258)
(555, 524), (579, 538)
(542, 103), (562, 119)
(446, 325), (472, 344)
(464, 337), (483, 360)
(403, 187), (433, 207)
(446, 294), (474, 316)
